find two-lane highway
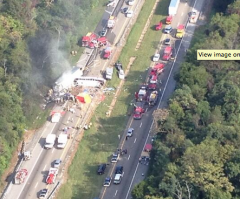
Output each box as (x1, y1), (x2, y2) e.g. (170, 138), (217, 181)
(100, 0), (206, 198)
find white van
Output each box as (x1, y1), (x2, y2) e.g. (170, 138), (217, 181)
(45, 134), (56, 149)
(113, 174), (122, 184)
(57, 134), (68, 149)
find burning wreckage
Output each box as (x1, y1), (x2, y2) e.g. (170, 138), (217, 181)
(45, 66), (106, 104)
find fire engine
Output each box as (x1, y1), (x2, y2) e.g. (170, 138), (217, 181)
(81, 32), (97, 48)
(133, 102), (145, 120)
(166, 16), (173, 24)
(148, 90), (159, 106)
(14, 169), (28, 184)
(103, 47), (112, 59)
(162, 46), (172, 61)
(46, 168), (58, 184)
(176, 24), (185, 39)
(82, 32), (108, 48)
(148, 74), (157, 90)
(135, 86), (148, 102)
(151, 63), (165, 75)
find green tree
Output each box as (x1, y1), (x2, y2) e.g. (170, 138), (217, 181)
(181, 139), (234, 193)
(171, 85), (197, 110)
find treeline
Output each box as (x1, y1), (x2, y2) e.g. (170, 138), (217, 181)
(132, 0), (240, 199)
(0, 0), (103, 180)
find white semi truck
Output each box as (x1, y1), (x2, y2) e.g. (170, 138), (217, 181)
(168, 0), (180, 15)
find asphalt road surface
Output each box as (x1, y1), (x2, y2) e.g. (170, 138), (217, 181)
(88, 0), (144, 77)
(99, 0), (206, 198)
(2, 0), (145, 199)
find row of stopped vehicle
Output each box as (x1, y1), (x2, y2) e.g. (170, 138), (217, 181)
(133, 63), (165, 119)
(154, 15), (172, 31)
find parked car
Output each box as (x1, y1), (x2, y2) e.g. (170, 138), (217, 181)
(103, 177), (112, 187)
(127, 128), (134, 137)
(164, 25), (172, 34)
(53, 159), (62, 168)
(121, 7), (129, 14)
(97, 164), (106, 175)
(111, 153), (120, 163)
(39, 189), (48, 199)
(99, 28), (107, 37)
(126, 10), (133, 18)
(114, 166), (123, 184)
(164, 38), (171, 45)
(152, 53), (160, 62)
(118, 69), (125, 80)
(115, 61), (123, 71)
(115, 166), (123, 174)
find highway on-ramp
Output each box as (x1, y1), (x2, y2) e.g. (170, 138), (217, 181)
(100, 0), (206, 198)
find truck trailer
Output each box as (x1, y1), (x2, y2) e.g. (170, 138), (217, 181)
(168, 0), (180, 15)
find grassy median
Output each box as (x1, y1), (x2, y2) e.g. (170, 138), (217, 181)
(58, 0), (169, 198)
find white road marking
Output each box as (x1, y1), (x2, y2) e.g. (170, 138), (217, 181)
(185, 2), (187, 6)
(114, 190), (118, 196)
(181, 12), (184, 16)
(146, 108), (148, 112)
(140, 122), (142, 128)
(128, 155), (131, 160)
(134, 138), (137, 143)
(43, 164), (47, 171)
(177, 22), (180, 26)
(122, 172), (124, 177)
(34, 182), (38, 189)
(52, 148), (55, 153)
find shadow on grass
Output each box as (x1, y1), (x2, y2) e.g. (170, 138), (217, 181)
(154, 0), (169, 16)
